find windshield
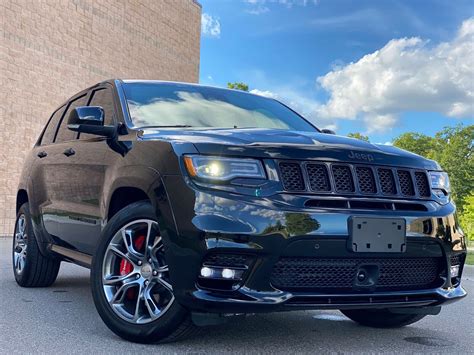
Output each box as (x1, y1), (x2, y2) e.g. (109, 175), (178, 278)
(122, 82), (318, 132)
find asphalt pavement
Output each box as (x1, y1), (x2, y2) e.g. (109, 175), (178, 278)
(0, 238), (473, 354)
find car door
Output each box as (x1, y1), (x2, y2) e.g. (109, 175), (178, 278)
(37, 92), (90, 251)
(29, 104), (67, 242)
(51, 85), (117, 254)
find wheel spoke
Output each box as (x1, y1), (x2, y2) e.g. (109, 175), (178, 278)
(18, 217), (25, 234)
(155, 276), (173, 293)
(121, 229), (143, 259)
(109, 245), (136, 265)
(156, 265), (169, 273)
(103, 273), (136, 286)
(18, 257), (25, 271)
(14, 254), (20, 270)
(109, 280), (139, 305)
(144, 284), (160, 320)
(144, 221), (154, 259)
(133, 283), (144, 321)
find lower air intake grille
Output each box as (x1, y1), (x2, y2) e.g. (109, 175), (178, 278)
(270, 257), (443, 291)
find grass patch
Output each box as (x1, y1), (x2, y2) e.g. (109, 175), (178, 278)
(466, 252), (474, 265)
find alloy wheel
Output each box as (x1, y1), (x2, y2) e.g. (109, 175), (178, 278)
(102, 219), (174, 324)
(13, 214), (28, 275)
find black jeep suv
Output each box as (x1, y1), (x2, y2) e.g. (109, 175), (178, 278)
(13, 80), (466, 343)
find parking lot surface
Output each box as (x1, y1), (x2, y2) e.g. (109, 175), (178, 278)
(0, 238), (473, 354)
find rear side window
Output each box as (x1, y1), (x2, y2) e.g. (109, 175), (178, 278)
(41, 106), (66, 145)
(55, 94), (88, 143)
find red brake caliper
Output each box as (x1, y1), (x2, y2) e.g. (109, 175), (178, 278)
(119, 235), (146, 300)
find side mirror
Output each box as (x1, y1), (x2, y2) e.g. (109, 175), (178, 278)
(68, 106), (115, 137)
(321, 128), (336, 135)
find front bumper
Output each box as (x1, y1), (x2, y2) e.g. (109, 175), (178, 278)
(159, 175), (467, 314)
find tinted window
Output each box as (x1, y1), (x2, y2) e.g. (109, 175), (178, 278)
(88, 88), (115, 126)
(55, 94), (88, 143)
(122, 82), (318, 132)
(41, 106), (66, 145)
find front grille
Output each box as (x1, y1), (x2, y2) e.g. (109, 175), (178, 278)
(332, 165), (355, 192)
(397, 170), (415, 196)
(378, 168), (397, 195)
(271, 257), (443, 291)
(278, 161), (431, 199)
(307, 164), (331, 191)
(415, 172), (430, 197)
(279, 162), (305, 191)
(356, 167), (376, 193)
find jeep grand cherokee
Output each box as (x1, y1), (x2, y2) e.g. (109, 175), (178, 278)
(13, 80), (467, 343)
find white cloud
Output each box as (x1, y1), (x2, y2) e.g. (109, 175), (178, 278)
(249, 89), (278, 98)
(316, 17), (474, 133)
(201, 13), (221, 38)
(245, 0), (318, 15)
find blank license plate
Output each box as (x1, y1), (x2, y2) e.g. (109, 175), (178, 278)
(349, 217), (406, 253)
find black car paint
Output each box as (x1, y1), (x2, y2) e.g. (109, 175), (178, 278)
(18, 79), (466, 315)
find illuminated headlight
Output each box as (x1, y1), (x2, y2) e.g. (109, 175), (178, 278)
(184, 155), (266, 182)
(429, 171), (451, 193)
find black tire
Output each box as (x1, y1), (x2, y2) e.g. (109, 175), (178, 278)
(341, 308), (426, 328)
(90, 201), (197, 344)
(12, 203), (61, 287)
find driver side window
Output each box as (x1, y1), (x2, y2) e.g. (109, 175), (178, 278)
(79, 88), (116, 140)
(55, 94), (88, 143)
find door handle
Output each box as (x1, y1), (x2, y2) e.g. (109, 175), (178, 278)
(63, 148), (75, 157)
(37, 151), (47, 158)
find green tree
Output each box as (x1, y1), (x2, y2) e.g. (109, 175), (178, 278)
(347, 132), (370, 142)
(227, 82), (249, 91)
(429, 125), (474, 212)
(459, 193), (474, 241)
(393, 124), (473, 213)
(392, 132), (435, 158)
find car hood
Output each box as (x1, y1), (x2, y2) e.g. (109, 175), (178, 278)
(140, 128), (440, 170)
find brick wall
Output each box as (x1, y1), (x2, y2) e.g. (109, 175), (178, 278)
(0, 0), (201, 236)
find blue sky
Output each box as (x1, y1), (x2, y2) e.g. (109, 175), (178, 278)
(198, 0), (473, 143)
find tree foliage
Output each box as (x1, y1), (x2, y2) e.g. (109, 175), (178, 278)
(227, 82), (249, 92)
(347, 132), (370, 142)
(459, 193), (474, 242)
(392, 133), (435, 158)
(393, 124), (474, 240)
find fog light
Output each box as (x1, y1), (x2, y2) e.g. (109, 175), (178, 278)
(221, 268), (236, 279)
(200, 267), (213, 278)
(450, 265), (460, 278)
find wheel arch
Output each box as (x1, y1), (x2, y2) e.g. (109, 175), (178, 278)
(107, 186), (150, 221)
(16, 189), (29, 213)
(103, 166), (178, 235)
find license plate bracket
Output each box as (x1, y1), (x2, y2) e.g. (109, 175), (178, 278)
(349, 217), (406, 253)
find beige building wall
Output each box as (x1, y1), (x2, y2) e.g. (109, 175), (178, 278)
(0, 0), (201, 235)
